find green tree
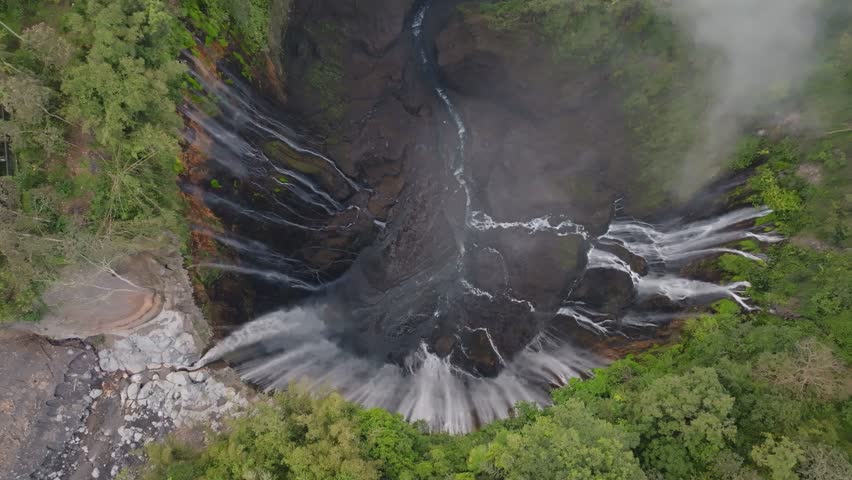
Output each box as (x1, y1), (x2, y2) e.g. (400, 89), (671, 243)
(468, 399), (645, 480)
(60, 0), (188, 233)
(357, 408), (424, 480)
(196, 388), (379, 480)
(750, 434), (803, 480)
(631, 367), (737, 479)
(0, 72), (65, 155)
(21, 23), (73, 70)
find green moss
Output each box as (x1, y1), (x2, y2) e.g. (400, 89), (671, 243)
(731, 137), (768, 171)
(232, 51), (252, 79)
(738, 239), (760, 253)
(181, 0), (273, 55)
(262, 142), (324, 175)
(182, 74), (203, 92)
(187, 91), (222, 117)
(301, 21), (346, 131)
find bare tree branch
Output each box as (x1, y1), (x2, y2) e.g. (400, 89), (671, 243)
(79, 254), (145, 291)
(0, 20), (24, 42)
(823, 125), (852, 136)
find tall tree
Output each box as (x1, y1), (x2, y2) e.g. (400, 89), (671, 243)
(631, 367), (737, 478)
(468, 399), (646, 480)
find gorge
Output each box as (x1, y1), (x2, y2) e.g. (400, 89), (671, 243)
(184, 0), (781, 433)
(1, 0), (850, 478)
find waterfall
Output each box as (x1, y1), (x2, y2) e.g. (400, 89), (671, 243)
(184, 1), (783, 434)
(193, 308), (600, 434)
(192, 200), (777, 431)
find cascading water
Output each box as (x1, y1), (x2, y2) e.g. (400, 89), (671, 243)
(185, 0), (782, 433)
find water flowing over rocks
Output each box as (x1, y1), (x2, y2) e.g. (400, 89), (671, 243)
(179, 0), (786, 432)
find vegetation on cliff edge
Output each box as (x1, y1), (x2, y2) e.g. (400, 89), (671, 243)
(0, 0), (195, 320)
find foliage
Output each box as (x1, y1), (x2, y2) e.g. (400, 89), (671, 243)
(356, 408), (425, 480)
(797, 443), (852, 480)
(754, 338), (850, 401)
(468, 400), (645, 480)
(61, 0), (188, 234)
(182, 0), (272, 55)
(142, 388), (381, 480)
(750, 435), (803, 480)
(0, 70), (65, 156)
(21, 22), (73, 70)
(631, 368), (737, 478)
(0, 0), (191, 320)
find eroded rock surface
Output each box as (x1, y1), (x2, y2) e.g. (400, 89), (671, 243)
(97, 312), (199, 375)
(0, 332), (98, 480)
(1, 251), (251, 480)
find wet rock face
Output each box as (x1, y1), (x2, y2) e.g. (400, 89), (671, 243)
(193, 0), (642, 378)
(570, 268), (637, 315)
(436, 8), (631, 232)
(490, 231), (587, 309)
(186, 1), (783, 432)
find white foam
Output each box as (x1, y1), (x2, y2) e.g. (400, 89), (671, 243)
(469, 211), (588, 238)
(195, 308), (603, 433)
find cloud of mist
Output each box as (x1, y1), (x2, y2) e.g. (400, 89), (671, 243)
(661, 0), (825, 199)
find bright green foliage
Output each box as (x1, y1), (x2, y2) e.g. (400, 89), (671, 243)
(0, 0), (192, 320)
(749, 170), (803, 224)
(719, 245), (852, 361)
(59, 0), (188, 234)
(632, 368), (737, 478)
(183, 0), (272, 55)
(548, 291), (851, 477)
(750, 435), (803, 480)
(62, 0), (186, 152)
(356, 408), (424, 480)
(153, 388), (381, 480)
(468, 400), (645, 480)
